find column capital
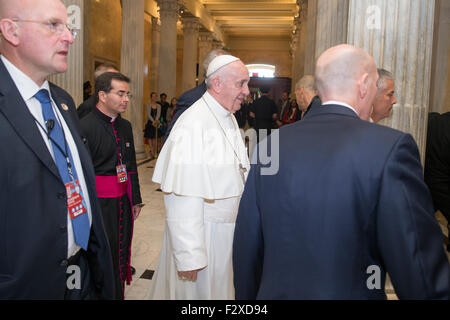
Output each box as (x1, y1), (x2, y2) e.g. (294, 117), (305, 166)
(151, 16), (160, 30)
(156, 0), (179, 21)
(182, 17), (201, 32)
(199, 31), (213, 43)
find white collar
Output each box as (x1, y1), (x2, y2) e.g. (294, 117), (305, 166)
(1, 55), (51, 102)
(322, 100), (358, 116)
(203, 91), (231, 119)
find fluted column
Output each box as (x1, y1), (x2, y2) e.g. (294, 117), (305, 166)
(198, 32), (213, 83)
(181, 17), (200, 92)
(315, 0), (349, 59)
(157, 0), (179, 99)
(290, 35), (299, 90)
(304, 0), (318, 75)
(348, 0), (435, 161)
(120, 0), (146, 159)
(151, 16), (161, 93)
(295, 0), (308, 79)
(48, 0), (83, 106)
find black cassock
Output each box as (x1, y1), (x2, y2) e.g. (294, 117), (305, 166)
(80, 107), (142, 299)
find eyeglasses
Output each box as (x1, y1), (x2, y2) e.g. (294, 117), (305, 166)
(112, 91), (133, 99)
(11, 19), (80, 39)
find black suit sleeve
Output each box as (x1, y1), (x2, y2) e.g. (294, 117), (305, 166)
(376, 133), (450, 299)
(424, 114), (450, 221)
(233, 159), (264, 299)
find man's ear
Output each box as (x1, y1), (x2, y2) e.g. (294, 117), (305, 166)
(359, 73), (369, 99)
(0, 19), (20, 46)
(98, 91), (107, 103)
(211, 76), (222, 94)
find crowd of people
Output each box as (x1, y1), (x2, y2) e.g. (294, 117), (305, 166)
(0, 0), (448, 301)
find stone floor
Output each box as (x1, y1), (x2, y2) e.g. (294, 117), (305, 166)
(124, 158), (449, 300)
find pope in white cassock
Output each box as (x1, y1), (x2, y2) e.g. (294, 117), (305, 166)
(147, 55), (251, 299)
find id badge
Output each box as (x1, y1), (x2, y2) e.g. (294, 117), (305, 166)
(66, 180), (87, 220)
(116, 164), (128, 183)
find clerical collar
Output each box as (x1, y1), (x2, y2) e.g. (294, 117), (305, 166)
(95, 106), (120, 123)
(203, 91), (230, 119)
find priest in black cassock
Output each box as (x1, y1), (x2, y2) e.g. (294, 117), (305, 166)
(80, 72), (143, 299)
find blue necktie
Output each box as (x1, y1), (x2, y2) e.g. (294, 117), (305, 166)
(35, 89), (90, 250)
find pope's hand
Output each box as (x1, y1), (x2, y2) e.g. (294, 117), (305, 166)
(178, 268), (203, 282)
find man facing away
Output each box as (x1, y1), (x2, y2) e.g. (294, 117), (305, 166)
(80, 72), (143, 299)
(294, 75), (321, 120)
(148, 55), (251, 300)
(370, 68), (397, 123)
(233, 44), (449, 299)
(0, 0), (114, 299)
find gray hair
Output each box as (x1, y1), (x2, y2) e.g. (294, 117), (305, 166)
(94, 62), (119, 81)
(296, 75), (316, 93)
(202, 49), (229, 78)
(376, 68), (394, 91)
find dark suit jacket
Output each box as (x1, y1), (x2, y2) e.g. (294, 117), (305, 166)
(249, 95), (278, 130)
(233, 104), (449, 299)
(77, 94), (96, 119)
(0, 60), (115, 299)
(165, 81), (207, 140)
(424, 112), (450, 222)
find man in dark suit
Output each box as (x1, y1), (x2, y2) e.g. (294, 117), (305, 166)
(164, 49), (228, 140)
(0, 0), (114, 299)
(424, 112), (450, 251)
(294, 75), (321, 120)
(233, 44), (449, 299)
(248, 87), (278, 141)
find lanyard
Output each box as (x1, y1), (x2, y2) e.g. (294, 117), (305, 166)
(32, 107), (75, 181)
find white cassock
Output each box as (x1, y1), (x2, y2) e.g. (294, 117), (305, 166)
(147, 91), (250, 300)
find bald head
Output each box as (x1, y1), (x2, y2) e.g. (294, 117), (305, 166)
(315, 44), (378, 119)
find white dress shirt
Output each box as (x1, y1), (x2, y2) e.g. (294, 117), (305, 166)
(1, 55), (92, 258)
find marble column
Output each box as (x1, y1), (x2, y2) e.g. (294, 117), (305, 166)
(304, 0), (317, 75)
(290, 35), (299, 90)
(315, 0), (349, 60)
(198, 32), (213, 83)
(157, 0), (179, 100)
(120, 0), (146, 159)
(295, 0), (308, 79)
(181, 17), (200, 92)
(151, 16), (161, 93)
(348, 0), (436, 161)
(48, 0), (83, 106)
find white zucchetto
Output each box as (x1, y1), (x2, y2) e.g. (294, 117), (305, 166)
(206, 55), (240, 78)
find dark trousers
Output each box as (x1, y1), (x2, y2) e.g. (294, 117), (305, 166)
(64, 250), (98, 300)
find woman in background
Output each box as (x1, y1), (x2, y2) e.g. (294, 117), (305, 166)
(144, 92), (161, 159)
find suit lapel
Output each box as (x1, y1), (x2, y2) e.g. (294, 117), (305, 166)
(0, 62), (61, 180)
(49, 85), (95, 187)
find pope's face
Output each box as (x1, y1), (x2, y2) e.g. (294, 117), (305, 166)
(220, 61), (250, 113)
